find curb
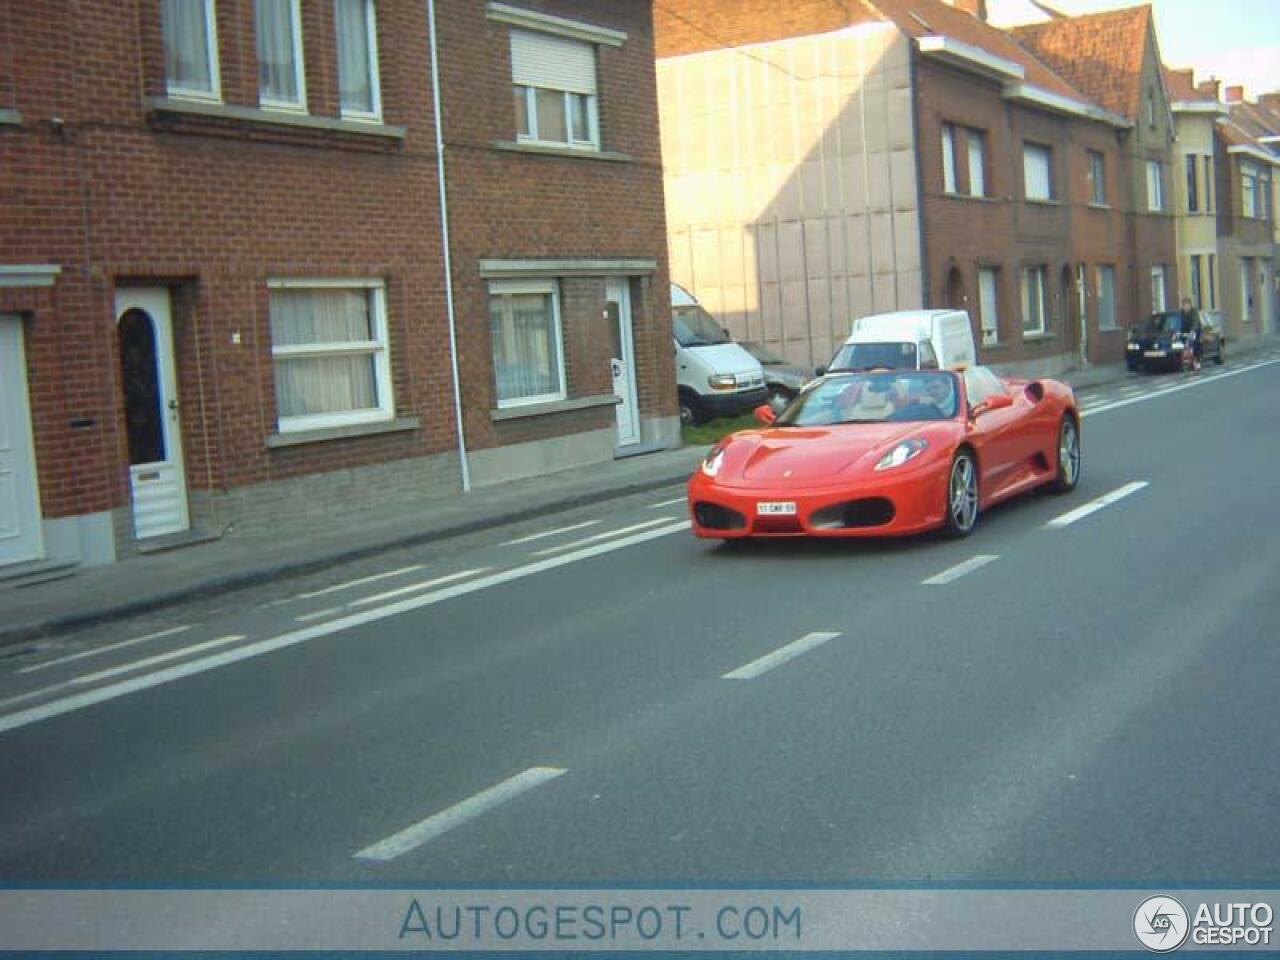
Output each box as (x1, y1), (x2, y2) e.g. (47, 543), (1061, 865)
(0, 467), (696, 649)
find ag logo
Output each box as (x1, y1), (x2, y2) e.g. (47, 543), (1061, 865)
(1134, 895), (1190, 952)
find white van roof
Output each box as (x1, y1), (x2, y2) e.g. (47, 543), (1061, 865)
(670, 282), (698, 308)
(849, 309), (966, 342)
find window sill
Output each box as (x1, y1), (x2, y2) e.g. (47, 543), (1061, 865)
(491, 394), (619, 422)
(1021, 333), (1057, 343)
(266, 416), (419, 449)
(492, 140), (632, 163)
(942, 191), (996, 203)
(0, 108), (21, 126)
(1023, 197), (1060, 207)
(1087, 202), (1111, 210)
(145, 96), (406, 148)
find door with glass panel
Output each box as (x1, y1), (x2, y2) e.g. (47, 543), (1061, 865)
(115, 288), (190, 540)
(0, 316), (43, 565)
(605, 279), (640, 447)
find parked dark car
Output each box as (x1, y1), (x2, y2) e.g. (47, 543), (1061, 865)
(739, 340), (815, 409)
(1125, 309), (1224, 372)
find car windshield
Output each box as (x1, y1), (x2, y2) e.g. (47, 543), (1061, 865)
(741, 341), (787, 365)
(672, 305), (732, 347)
(775, 371), (958, 426)
(1142, 312), (1189, 334)
(827, 340), (918, 371)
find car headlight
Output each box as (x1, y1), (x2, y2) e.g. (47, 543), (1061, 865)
(1171, 339), (1184, 350)
(708, 374), (737, 390)
(1126, 342), (1140, 350)
(875, 439), (928, 471)
(702, 444), (727, 477)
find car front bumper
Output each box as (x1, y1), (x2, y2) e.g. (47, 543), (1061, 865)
(703, 386), (770, 419)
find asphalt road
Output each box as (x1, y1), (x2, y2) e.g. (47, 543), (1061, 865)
(1, 355), (1279, 886)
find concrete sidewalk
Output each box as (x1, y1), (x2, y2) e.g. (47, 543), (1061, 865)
(1, 349), (1262, 648)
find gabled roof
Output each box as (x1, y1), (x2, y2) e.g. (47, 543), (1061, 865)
(1163, 67), (1210, 104)
(1011, 4), (1153, 120)
(653, 0), (878, 59)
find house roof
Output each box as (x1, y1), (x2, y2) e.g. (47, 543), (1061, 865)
(1011, 4), (1153, 120)
(1163, 67), (1212, 104)
(652, 0), (879, 59)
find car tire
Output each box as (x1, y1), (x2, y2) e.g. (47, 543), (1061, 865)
(1050, 415), (1081, 494)
(942, 450), (979, 538)
(679, 390), (706, 427)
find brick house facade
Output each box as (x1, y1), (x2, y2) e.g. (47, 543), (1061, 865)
(0, 0), (675, 572)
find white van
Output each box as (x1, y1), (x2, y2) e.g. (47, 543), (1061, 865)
(672, 283), (767, 424)
(826, 309), (977, 372)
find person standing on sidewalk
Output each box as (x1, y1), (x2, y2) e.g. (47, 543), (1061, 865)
(1180, 298), (1202, 372)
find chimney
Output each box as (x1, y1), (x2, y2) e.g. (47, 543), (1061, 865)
(1225, 84), (1245, 104)
(1197, 77), (1222, 102)
(944, 0), (988, 20)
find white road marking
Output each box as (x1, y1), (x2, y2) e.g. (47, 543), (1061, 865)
(1046, 481), (1149, 529)
(922, 554), (999, 586)
(17, 625), (194, 675)
(288, 565), (425, 601)
(1118, 386), (1145, 396)
(294, 607), (343, 623)
(532, 518), (678, 556)
(723, 631), (841, 680)
(648, 496), (687, 509)
(71, 635), (247, 686)
(502, 520), (599, 546)
(348, 569), (490, 607)
(354, 767), (567, 862)
(1081, 358), (1280, 418)
(0, 521), (690, 736)
(0, 681), (74, 710)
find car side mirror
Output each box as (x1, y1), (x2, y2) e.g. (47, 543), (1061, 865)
(815, 365), (827, 377)
(753, 403), (777, 426)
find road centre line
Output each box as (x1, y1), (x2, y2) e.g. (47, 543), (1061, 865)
(921, 554), (999, 586)
(502, 520), (599, 546)
(1046, 481), (1149, 529)
(0, 520), (690, 736)
(1080, 358), (1280, 418)
(72, 635), (247, 686)
(532, 518), (678, 557)
(349, 569), (490, 607)
(723, 632), (841, 681)
(288, 564), (425, 602)
(295, 607), (343, 623)
(17, 625), (194, 675)
(649, 496), (687, 509)
(353, 767), (567, 862)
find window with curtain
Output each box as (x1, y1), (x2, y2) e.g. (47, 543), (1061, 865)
(1146, 160), (1163, 211)
(336, 0), (381, 119)
(1021, 266), (1047, 334)
(1150, 265), (1166, 312)
(1097, 265), (1116, 330)
(966, 129), (986, 198)
(270, 283), (393, 431)
(1185, 155), (1199, 213)
(510, 29), (598, 149)
(1189, 256), (1203, 308)
(1088, 150), (1106, 205)
(978, 267), (999, 345)
(941, 124), (957, 194)
(489, 281), (566, 406)
(257, 0), (306, 110)
(163, 0), (220, 99)
(1023, 144), (1052, 201)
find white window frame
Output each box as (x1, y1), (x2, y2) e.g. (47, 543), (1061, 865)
(164, 0), (222, 102)
(1023, 143), (1052, 201)
(268, 279), (393, 433)
(941, 124), (957, 194)
(978, 267), (999, 345)
(1242, 163), (1259, 219)
(1096, 264), (1117, 331)
(1204, 155), (1215, 213)
(257, 0), (308, 113)
(515, 83), (599, 149)
(1185, 154), (1199, 213)
(1146, 160), (1163, 212)
(1151, 265), (1166, 312)
(335, 0), (382, 121)
(1021, 266), (1047, 335)
(966, 128), (985, 198)
(1189, 255), (1203, 309)
(1087, 150), (1106, 205)
(489, 278), (567, 409)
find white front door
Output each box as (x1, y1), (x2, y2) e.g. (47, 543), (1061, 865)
(115, 288), (190, 539)
(0, 316), (43, 566)
(606, 279), (641, 447)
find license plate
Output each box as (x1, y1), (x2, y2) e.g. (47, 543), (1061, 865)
(757, 501), (797, 515)
(1143, 350), (1166, 358)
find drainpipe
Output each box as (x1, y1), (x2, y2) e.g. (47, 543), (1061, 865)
(427, 0), (471, 492)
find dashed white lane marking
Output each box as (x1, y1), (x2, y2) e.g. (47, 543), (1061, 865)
(723, 631), (841, 681)
(1118, 385), (1145, 396)
(72, 635), (247, 686)
(922, 554), (999, 586)
(17, 625), (195, 675)
(1081, 358), (1280, 418)
(0, 521), (690, 736)
(348, 569), (490, 608)
(649, 496), (687, 509)
(1046, 481), (1149, 529)
(289, 565), (425, 601)
(502, 520), (600, 546)
(532, 518), (678, 557)
(294, 607), (343, 623)
(354, 767), (567, 862)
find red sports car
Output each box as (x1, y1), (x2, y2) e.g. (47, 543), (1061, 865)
(687, 367), (1080, 539)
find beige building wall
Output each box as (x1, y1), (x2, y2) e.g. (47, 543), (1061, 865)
(658, 23), (921, 370)
(1172, 109), (1222, 310)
